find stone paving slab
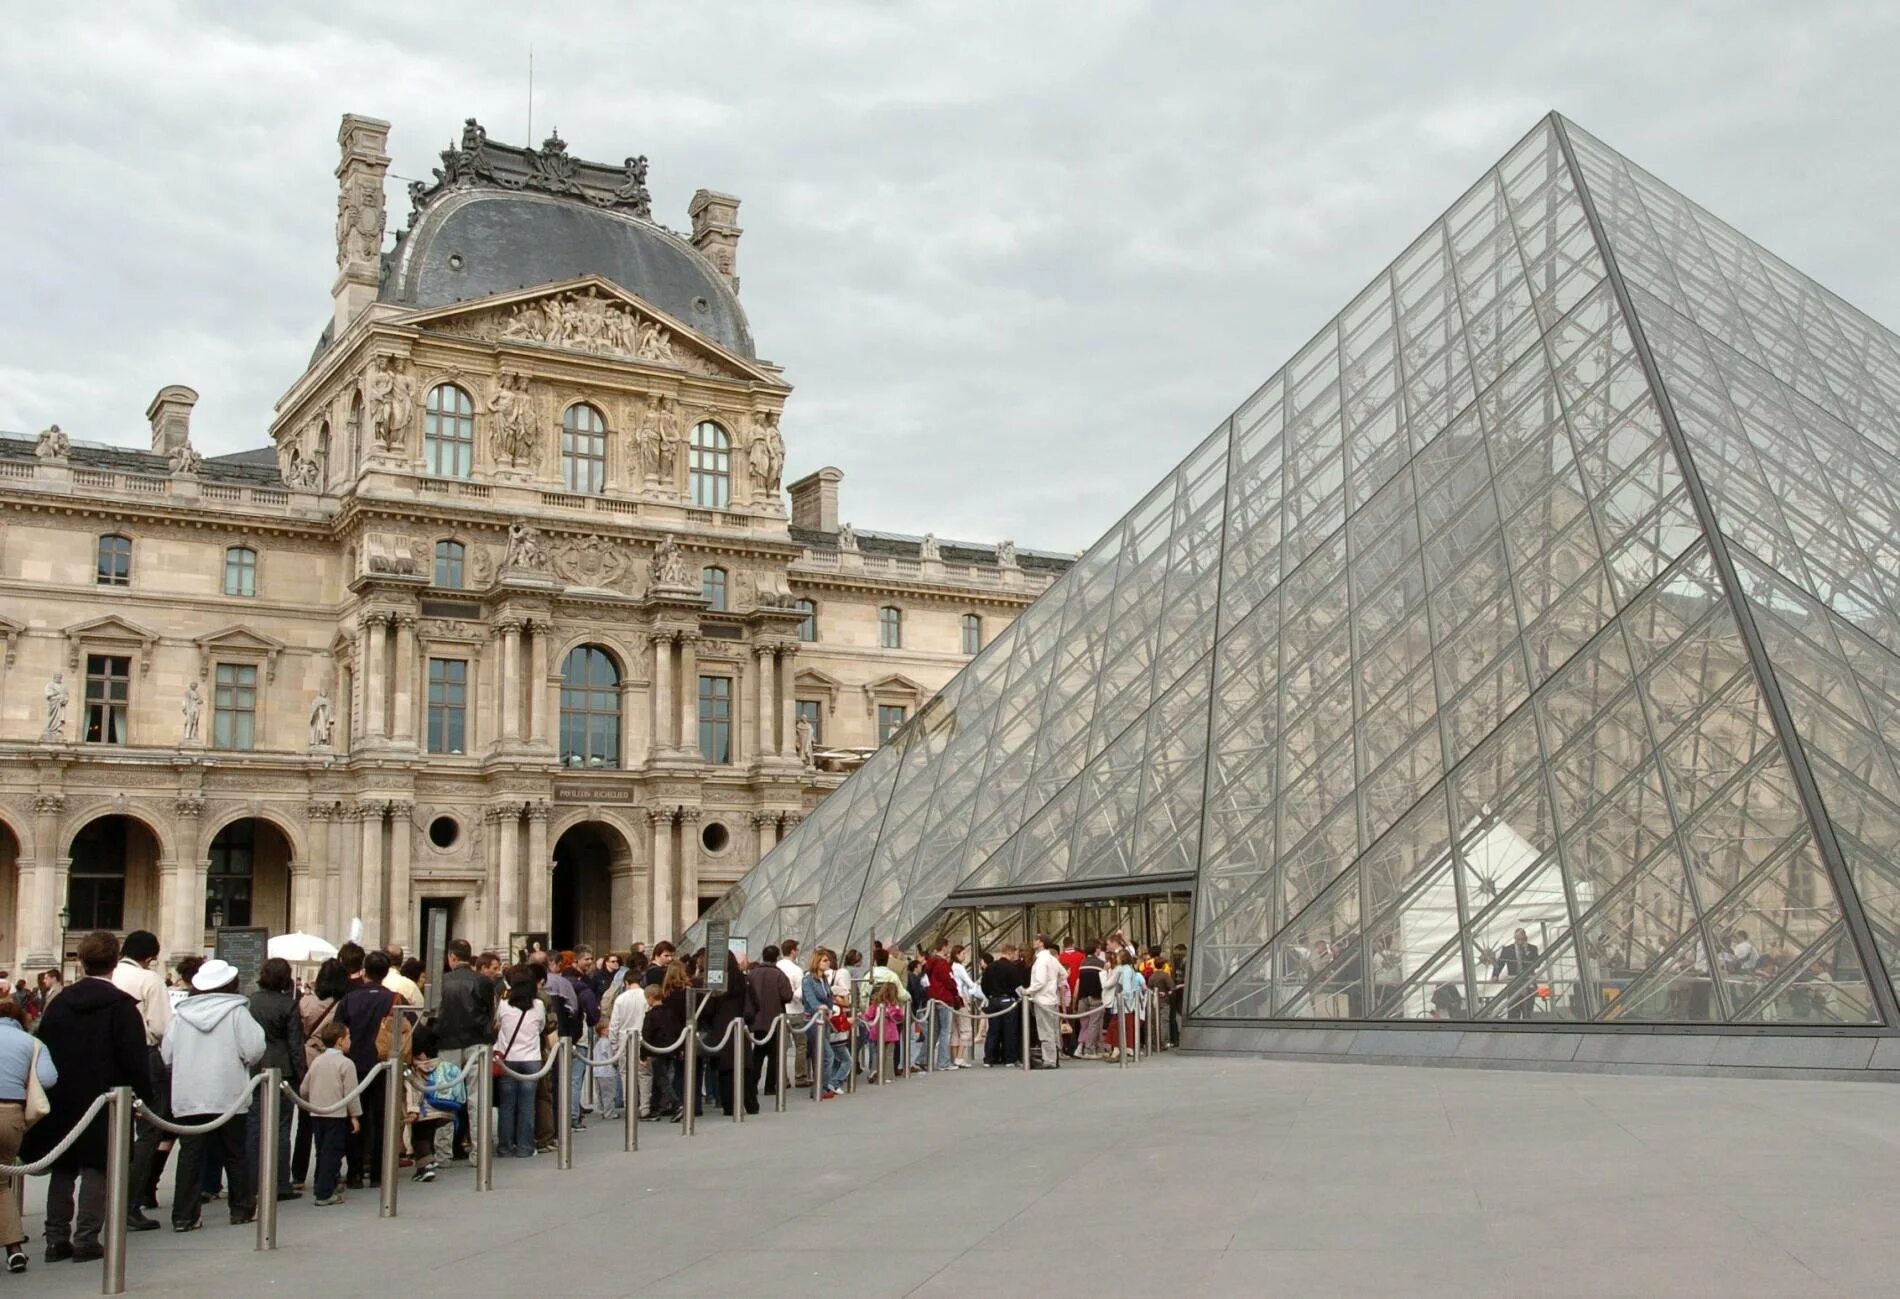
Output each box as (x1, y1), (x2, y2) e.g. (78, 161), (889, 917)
(21, 1054), (1900, 1297)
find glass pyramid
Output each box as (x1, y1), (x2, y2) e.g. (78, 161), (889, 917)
(699, 114), (1900, 1031)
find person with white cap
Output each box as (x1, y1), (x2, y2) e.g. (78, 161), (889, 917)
(161, 957), (266, 1232)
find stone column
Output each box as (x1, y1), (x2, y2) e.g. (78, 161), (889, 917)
(169, 796), (206, 958)
(526, 802), (551, 935)
(649, 632), (673, 756)
(300, 803), (333, 939)
(755, 812), (779, 860)
(753, 645), (773, 760)
(24, 793), (63, 965)
(391, 613), (417, 746)
(387, 800), (413, 952)
(358, 801), (386, 945)
(528, 619), (551, 746)
(678, 807), (701, 929)
(649, 810), (675, 942)
(363, 612), (389, 740)
(678, 633), (700, 758)
(620, 679), (642, 768)
(336, 805), (361, 943)
(495, 805), (520, 949)
(498, 618), (522, 743)
(777, 642), (798, 760)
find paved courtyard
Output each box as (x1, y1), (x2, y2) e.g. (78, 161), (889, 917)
(25, 1053), (1900, 1297)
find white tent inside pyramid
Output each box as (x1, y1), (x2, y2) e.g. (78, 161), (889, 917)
(693, 113), (1900, 1048)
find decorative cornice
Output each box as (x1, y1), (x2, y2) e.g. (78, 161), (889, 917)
(408, 119), (652, 225)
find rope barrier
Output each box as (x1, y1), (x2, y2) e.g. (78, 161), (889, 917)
(0, 1089), (111, 1176)
(278, 1059), (391, 1116)
(134, 1073), (266, 1136)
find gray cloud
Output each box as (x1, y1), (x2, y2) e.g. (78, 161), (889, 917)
(3, 1), (1895, 551)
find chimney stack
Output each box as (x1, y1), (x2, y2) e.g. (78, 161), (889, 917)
(787, 466), (842, 533)
(332, 113), (392, 338)
(689, 189), (743, 292)
(145, 385), (199, 454)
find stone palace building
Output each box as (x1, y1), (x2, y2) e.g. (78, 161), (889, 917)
(0, 113), (1067, 972)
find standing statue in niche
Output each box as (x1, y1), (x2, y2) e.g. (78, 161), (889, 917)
(632, 395), (665, 483)
(488, 372), (538, 468)
(42, 672), (68, 741)
(746, 412), (785, 496)
(181, 679), (203, 742)
(793, 713), (816, 767)
(367, 355), (418, 452)
(656, 397), (685, 481)
(308, 687), (335, 748)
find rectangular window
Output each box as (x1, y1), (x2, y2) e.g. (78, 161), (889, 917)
(212, 662), (258, 750)
(84, 654), (131, 744)
(427, 658), (468, 754)
(795, 698), (823, 746)
(223, 547), (257, 597)
(878, 703), (908, 744)
(96, 535), (132, 586)
(698, 675), (732, 764)
(961, 613), (982, 655)
(879, 606), (902, 649)
(794, 599), (817, 642)
(562, 429), (607, 494)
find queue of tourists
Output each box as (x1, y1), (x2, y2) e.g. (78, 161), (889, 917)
(0, 925), (1185, 1275)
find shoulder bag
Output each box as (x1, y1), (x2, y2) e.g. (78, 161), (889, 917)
(24, 1038), (51, 1127)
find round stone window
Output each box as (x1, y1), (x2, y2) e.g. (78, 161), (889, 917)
(700, 821), (730, 855)
(428, 816), (460, 850)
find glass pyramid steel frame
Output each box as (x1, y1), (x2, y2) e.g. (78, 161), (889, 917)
(699, 113), (1900, 1041)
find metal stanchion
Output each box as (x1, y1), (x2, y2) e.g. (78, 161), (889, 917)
(809, 1016), (823, 1103)
(682, 1013), (699, 1137)
(732, 1024), (746, 1125)
(775, 1015), (790, 1113)
(474, 1054), (494, 1191)
(624, 1042), (639, 1153)
(1020, 996), (1033, 1072)
(256, 1066), (281, 1252)
(556, 1039), (574, 1168)
(926, 1002), (940, 1075)
(102, 1084), (133, 1296)
(1118, 1005), (1129, 1069)
(845, 990), (859, 1095)
(380, 1014), (405, 1219)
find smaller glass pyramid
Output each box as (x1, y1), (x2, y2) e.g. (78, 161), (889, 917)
(697, 114), (1900, 1034)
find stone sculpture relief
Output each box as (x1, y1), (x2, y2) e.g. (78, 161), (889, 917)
(181, 679), (203, 742)
(367, 355), (418, 452)
(309, 687), (335, 748)
(553, 534), (633, 591)
(996, 539), (1018, 568)
(919, 533), (941, 562)
(487, 372), (538, 468)
(505, 520), (551, 571)
(746, 412), (785, 496)
(167, 442), (203, 476)
(34, 425), (69, 460)
(837, 522), (858, 552)
(648, 533), (691, 589)
(42, 672), (68, 741)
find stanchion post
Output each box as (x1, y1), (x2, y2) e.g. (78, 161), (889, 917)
(474, 1052), (493, 1191)
(732, 1025), (746, 1125)
(624, 1041), (639, 1153)
(809, 1014), (823, 1103)
(380, 1014), (405, 1219)
(555, 1039), (574, 1169)
(102, 1085), (132, 1296)
(926, 1002), (939, 1075)
(1020, 996), (1033, 1073)
(256, 1068), (281, 1252)
(1118, 1005), (1129, 1069)
(845, 989), (859, 1096)
(682, 993), (699, 1137)
(775, 1015), (789, 1113)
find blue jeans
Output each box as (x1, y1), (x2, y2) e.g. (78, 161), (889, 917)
(929, 1001), (955, 1070)
(497, 1061), (538, 1156)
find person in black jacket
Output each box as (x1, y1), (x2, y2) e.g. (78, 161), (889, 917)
(22, 931), (153, 1263)
(641, 966), (688, 1119)
(704, 951), (759, 1116)
(980, 947), (1024, 1067)
(744, 945), (794, 1109)
(433, 939), (491, 1160)
(246, 958), (304, 1204)
(335, 951), (396, 1187)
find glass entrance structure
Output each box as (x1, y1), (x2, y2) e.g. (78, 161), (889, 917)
(697, 115), (1900, 1069)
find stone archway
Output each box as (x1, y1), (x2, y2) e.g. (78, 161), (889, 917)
(550, 820), (635, 953)
(204, 818), (294, 936)
(0, 818), (19, 969)
(66, 814), (164, 940)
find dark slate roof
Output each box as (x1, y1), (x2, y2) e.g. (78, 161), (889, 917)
(791, 526), (1074, 575)
(0, 435), (285, 487)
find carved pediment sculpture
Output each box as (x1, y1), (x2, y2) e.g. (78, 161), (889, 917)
(419, 282), (750, 381)
(553, 534), (634, 591)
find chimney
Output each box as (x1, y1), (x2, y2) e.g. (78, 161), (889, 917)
(145, 385), (200, 455)
(332, 113), (392, 338)
(787, 466), (842, 533)
(688, 189), (742, 292)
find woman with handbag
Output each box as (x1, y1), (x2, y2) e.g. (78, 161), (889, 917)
(0, 997), (57, 1273)
(801, 949), (850, 1099)
(491, 967), (545, 1158)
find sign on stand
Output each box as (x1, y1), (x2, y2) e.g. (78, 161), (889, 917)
(215, 926), (270, 993)
(703, 920), (730, 991)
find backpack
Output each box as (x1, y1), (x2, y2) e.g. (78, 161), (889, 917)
(375, 1009), (414, 1066)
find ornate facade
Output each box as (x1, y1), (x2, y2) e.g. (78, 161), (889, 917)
(0, 114), (1068, 970)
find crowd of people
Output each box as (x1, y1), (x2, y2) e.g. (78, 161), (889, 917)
(0, 925), (1186, 1275)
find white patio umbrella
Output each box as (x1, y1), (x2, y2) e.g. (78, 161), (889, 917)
(268, 932), (339, 962)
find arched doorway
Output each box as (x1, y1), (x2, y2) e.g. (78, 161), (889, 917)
(66, 815), (163, 937)
(205, 819), (294, 934)
(551, 820), (633, 953)
(0, 820), (19, 967)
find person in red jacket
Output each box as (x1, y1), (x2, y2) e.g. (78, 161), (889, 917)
(923, 941), (959, 1072)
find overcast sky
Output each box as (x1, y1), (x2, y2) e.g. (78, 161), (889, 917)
(3, 2), (1895, 552)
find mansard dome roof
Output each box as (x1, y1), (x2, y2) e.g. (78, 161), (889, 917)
(379, 122), (754, 359)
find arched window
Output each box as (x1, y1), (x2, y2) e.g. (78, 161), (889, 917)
(424, 383), (475, 479)
(562, 403), (608, 495)
(961, 613), (983, 655)
(559, 645), (621, 768)
(701, 566), (727, 611)
(793, 597), (817, 643)
(434, 540), (465, 589)
(346, 393), (364, 474)
(223, 546), (258, 597)
(96, 534), (132, 586)
(879, 606), (903, 650)
(688, 421), (731, 508)
(316, 420), (331, 486)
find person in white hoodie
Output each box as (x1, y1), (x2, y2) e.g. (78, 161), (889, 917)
(161, 958), (266, 1232)
(1022, 934), (1064, 1069)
